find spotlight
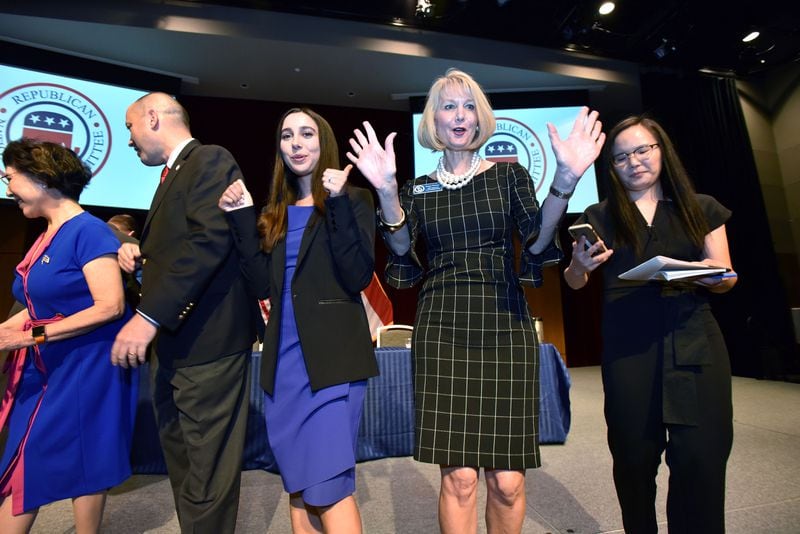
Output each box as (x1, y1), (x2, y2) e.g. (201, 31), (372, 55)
(742, 31), (760, 43)
(598, 2), (615, 15)
(415, 0), (434, 17)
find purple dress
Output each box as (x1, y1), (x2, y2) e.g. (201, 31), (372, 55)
(0, 212), (138, 513)
(264, 205), (366, 506)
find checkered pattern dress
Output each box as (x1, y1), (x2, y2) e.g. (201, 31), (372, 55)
(383, 162), (556, 469)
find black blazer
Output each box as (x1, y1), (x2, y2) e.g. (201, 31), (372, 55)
(228, 186), (379, 394)
(138, 140), (257, 367)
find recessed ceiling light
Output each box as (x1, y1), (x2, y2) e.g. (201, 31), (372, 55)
(598, 2), (615, 15)
(742, 31), (760, 43)
(293, 67), (301, 73)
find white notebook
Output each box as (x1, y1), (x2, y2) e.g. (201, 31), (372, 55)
(618, 255), (728, 282)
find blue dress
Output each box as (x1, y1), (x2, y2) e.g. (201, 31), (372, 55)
(0, 212), (138, 513)
(264, 205), (366, 507)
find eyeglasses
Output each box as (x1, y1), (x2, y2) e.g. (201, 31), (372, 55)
(611, 144), (659, 167)
(0, 172), (16, 186)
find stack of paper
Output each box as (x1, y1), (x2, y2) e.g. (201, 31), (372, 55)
(618, 255), (728, 282)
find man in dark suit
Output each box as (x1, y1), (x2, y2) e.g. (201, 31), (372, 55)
(111, 92), (256, 533)
(107, 214), (142, 307)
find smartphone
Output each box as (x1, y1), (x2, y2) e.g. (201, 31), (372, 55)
(568, 223), (607, 253)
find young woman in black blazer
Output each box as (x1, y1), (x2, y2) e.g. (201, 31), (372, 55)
(219, 108), (377, 533)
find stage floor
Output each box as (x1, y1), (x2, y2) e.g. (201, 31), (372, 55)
(32, 366), (800, 533)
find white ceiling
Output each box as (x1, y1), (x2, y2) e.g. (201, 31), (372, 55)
(0, 0), (640, 111)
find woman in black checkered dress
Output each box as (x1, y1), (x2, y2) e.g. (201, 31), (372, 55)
(348, 69), (604, 533)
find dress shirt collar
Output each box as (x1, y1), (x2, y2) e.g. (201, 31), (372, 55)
(165, 137), (195, 169)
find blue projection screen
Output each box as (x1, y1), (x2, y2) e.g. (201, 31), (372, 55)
(0, 63), (159, 210)
(412, 106), (599, 213)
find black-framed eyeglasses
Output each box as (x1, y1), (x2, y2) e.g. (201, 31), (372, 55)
(0, 172), (16, 186)
(611, 144), (659, 167)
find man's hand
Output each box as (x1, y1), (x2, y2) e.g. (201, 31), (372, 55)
(111, 313), (157, 368)
(118, 242), (142, 274)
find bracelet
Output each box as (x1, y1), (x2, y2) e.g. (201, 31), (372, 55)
(549, 185), (574, 200)
(377, 208), (407, 233)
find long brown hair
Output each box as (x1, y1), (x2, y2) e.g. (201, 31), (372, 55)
(258, 108), (340, 252)
(604, 115), (708, 255)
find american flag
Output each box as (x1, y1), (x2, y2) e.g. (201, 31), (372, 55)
(258, 272), (394, 342)
(361, 272), (394, 342)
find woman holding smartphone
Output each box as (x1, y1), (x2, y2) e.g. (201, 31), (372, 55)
(564, 115), (737, 533)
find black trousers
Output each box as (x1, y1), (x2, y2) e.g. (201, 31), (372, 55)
(152, 350), (251, 534)
(603, 351), (733, 534)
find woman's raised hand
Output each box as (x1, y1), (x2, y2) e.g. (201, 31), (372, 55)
(547, 107), (605, 191)
(218, 179), (253, 212)
(347, 121), (398, 197)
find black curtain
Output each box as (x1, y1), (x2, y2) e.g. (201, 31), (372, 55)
(640, 70), (796, 379)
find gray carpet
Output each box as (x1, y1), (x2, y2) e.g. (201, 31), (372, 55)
(31, 366), (800, 533)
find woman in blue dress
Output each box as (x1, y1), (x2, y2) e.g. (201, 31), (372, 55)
(219, 108), (378, 533)
(0, 139), (138, 533)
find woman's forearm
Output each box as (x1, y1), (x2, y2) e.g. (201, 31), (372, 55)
(376, 189), (411, 256)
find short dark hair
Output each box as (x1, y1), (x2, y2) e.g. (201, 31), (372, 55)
(2, 138), (92, 201)
(107, 213), (139, 237)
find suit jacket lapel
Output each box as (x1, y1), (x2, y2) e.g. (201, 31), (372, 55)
(140, 140), (200, 244)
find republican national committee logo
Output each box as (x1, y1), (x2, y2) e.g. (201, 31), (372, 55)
(483, 117), (547, 193)
(0, 83), (112, 175)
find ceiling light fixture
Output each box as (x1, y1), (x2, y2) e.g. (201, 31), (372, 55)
(742, 31), (760, 43)
(598, 2), (615, 15)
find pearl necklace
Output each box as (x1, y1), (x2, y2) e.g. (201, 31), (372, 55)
(436, 153), (481, 190)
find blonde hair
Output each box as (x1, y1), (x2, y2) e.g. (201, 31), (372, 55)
(417, 68), (495, 152)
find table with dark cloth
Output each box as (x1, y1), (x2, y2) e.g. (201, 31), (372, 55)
(131, 344), (571, 474)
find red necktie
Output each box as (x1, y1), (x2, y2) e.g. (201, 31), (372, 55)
(160, 166), (169, 184)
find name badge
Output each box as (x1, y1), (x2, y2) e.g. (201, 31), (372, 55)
(413, 182), (443, 195)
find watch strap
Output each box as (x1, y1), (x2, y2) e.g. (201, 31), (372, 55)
(32, 325), (47, 345)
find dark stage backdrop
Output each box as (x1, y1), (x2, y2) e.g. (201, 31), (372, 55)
(636, 71), (797, 379)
